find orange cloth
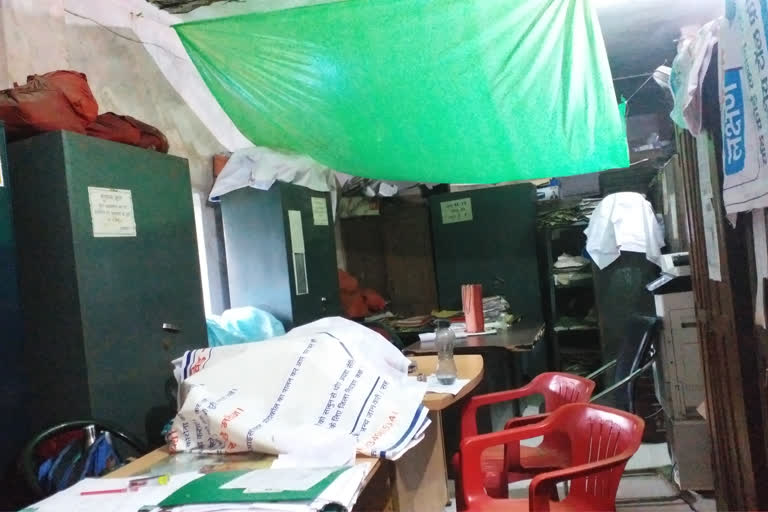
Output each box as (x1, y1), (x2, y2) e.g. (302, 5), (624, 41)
(338, 270), (387, 318)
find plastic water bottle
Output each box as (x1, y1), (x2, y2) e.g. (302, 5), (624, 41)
(435, 320), (457, 385)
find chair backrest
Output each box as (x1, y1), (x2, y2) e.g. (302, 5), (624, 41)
(529, 372), (596, 412)
(551, 404), (644, 508)
(20, 420), (148, 499)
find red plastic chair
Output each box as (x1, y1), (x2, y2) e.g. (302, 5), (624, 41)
(460, 403), (645, 512)
(452, 373), (595, 508)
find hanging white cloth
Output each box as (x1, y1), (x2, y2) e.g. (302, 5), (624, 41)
(668, 19), (720, 136)
(585, 192), (665, 270)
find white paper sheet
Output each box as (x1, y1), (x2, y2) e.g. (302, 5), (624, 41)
(20, 472), (202, 512)
(440, 198), (473, 224)
(697, 133), (723, 281)
(416, 375), (470, 395)
(87, 187), (137, 238)
(310, 197), (329, 226)
(270, 425), (356, 469)
(418, 329), (496, 342)
(220, 467), (341, 492)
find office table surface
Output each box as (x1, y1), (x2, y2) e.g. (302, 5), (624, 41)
(403, 322), (545, 354)
(107, 446), (382, 485)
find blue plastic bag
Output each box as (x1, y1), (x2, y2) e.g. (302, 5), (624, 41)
(206, 306), (285, 347)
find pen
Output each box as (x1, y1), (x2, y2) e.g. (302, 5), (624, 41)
(80, 488), (129, 496)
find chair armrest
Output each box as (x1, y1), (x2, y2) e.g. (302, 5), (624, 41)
(460, 420), (554, 500)
(502, 413), (550, 469)
(528, 452), (634, 512)
(460, 384), (535, 438)
(504, 413), (549, 431)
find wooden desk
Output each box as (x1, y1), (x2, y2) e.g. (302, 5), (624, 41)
(106, 355), (484, 512)
(108, 448), (390, 510)
(405, 325), (545, 442)
(404, 324), (545, 391)
(394, 355), (483, 512)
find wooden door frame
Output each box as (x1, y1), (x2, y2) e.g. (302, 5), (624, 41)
(675, 60), (768, 509)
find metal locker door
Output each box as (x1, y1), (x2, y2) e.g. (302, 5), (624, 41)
(0, 122), (27, 472)
(279, 183), (340, 326)
(63, 133), (207, 443)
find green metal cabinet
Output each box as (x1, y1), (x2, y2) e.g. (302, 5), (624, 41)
(221, 182), (340, 329)
(429, 184), (543, 322)
(9, 131), (207, 444)
(0, 122), (27, 473)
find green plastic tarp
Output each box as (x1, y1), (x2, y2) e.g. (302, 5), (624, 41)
(175, 0), (628, 183)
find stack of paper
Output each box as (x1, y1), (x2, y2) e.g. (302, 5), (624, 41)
(22, 465), (373, 512)
(157, 463), (373, 512)
(19, 472), (203, 512)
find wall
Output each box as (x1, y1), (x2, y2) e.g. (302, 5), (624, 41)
(0, 0), (232, 312)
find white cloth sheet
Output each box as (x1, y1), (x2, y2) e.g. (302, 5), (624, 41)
(169, 318), (429, 460)
(584, 192), (665, 270)
(669, 19), (720, 135)
(209, 146), (336, 201)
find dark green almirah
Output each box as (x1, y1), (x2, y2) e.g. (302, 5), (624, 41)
(0, 123), (27, 473)
(9, 131), (207, 444)
(429, 184), (543, 322)
(221, 182), (340, 329)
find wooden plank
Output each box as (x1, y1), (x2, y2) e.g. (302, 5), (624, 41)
(107, 447), (172, 478)
(381, 201), (439, 316)
(677, 127), (763, 510)
(392, 410), (449, 512)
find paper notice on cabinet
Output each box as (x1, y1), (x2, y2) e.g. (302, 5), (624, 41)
(288, 210), (309, 295)
(0, 156), (4, 187)
(88, 187), (136, 237)
(440, 198), (473, 224)
(311, 197), (329, 226)
(696, 135), (722, 281)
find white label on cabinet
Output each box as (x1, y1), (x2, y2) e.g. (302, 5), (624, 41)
(0, 155), (4, 187)
(288, 210), (309, 295)
(88, 187), (136, 237)
(440, 198), (473, 224)
(311, 197), (329, 226)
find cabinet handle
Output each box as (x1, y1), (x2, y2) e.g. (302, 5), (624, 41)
(680, 321), (697, 328)
(163, 323), (181, 333)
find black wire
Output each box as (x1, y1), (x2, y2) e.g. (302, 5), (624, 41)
(63, 9), (188, 61)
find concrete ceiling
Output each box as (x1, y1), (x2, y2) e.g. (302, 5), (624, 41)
(599, 0), (722, 115)
(168, 0), (724, 115)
